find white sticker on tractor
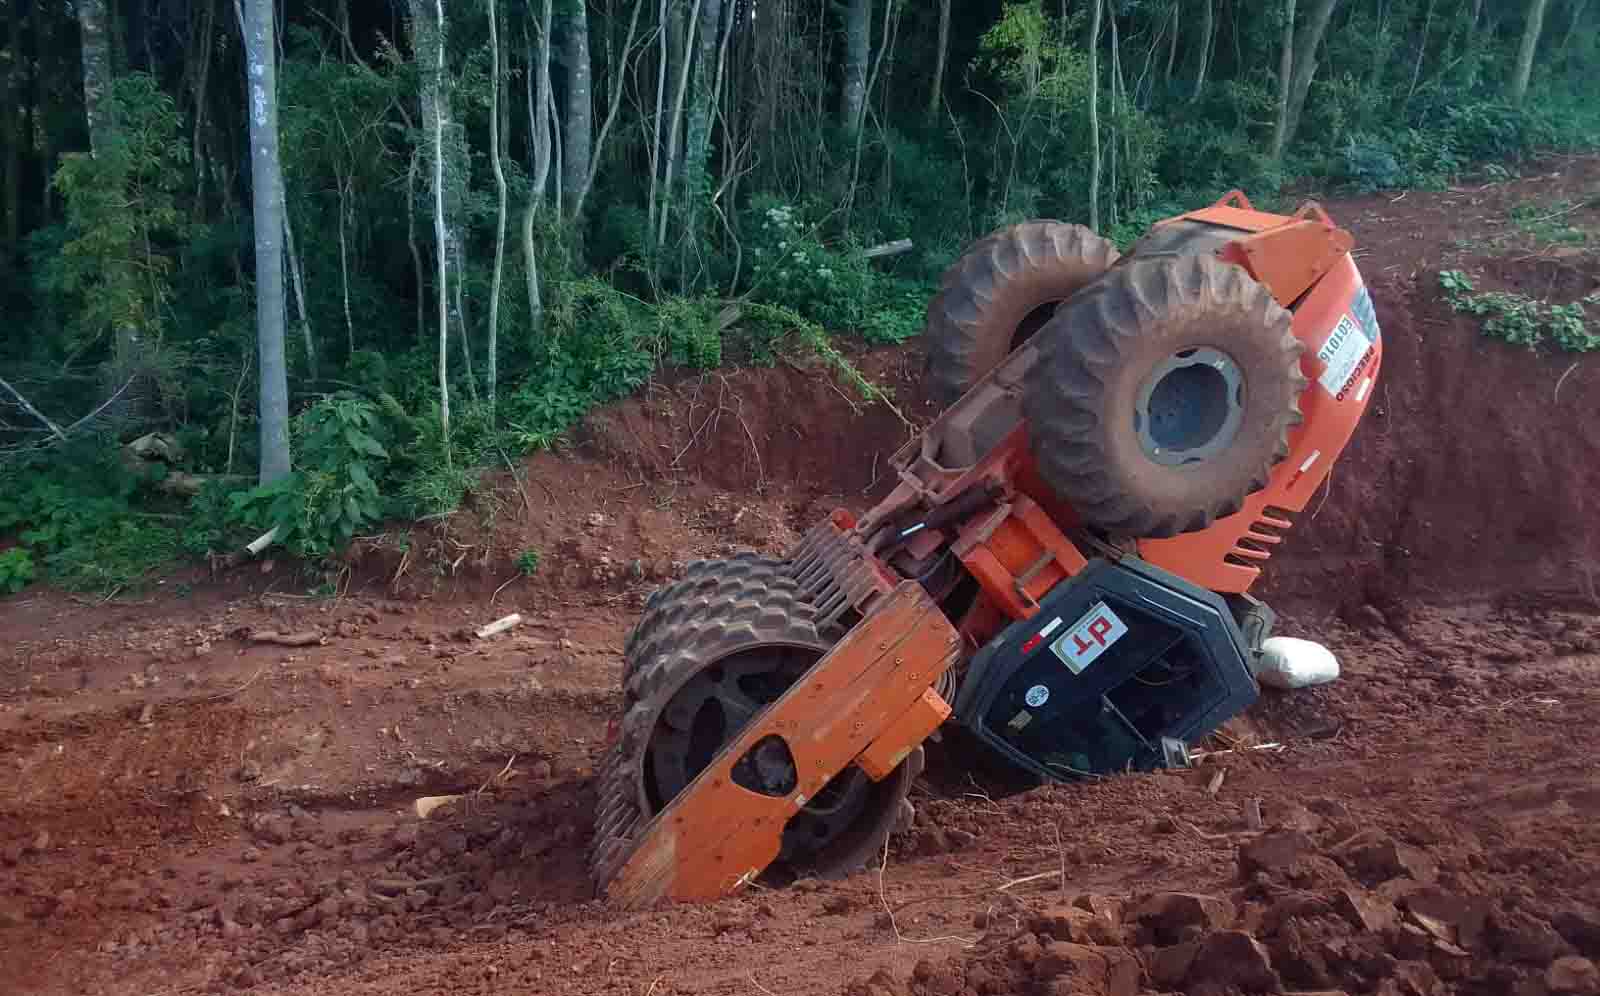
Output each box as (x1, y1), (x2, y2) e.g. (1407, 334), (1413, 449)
(1316, 314), (1373, 398)
(1025, 684), (1050, 707)
(1050, 602), (1129, 675)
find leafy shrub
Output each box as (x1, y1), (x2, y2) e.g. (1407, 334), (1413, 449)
(228, 394), (391, 559)
(516, 548), (541, 576)
(1438, 270), (1600, 352)
(0, 548), (35, 594)
(0, 441), (181, 593)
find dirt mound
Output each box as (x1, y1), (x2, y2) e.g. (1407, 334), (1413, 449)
(859, 828), (1600, 996)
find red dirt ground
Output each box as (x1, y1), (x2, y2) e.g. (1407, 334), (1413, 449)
(2, 155), (1599, 996)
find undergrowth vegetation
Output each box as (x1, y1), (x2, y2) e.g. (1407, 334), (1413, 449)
(1439, 270), (1600, 353)
(2, 1), (1598, 594)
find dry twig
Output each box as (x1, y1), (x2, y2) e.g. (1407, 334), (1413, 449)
(877, 836), (977, 947)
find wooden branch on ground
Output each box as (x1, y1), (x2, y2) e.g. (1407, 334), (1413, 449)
(863, 238), (913, 259)
(0, 374), (69, 441)
(249, 629), (323, 647)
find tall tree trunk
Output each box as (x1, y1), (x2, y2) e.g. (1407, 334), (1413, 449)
(412, 0), (451, 460)
(32, 1), (51, 224)
(408, 149), (424, 341)
(1282, 0), (1342, 151)
(77, 0), (115, 157)
(488, 0), (507, 413)
(1407, 0), (1436, 104)
(655, 0), (701, 251)
(3, 0), (20, 255)
(679, 0), (724, 278)
(1164, 2), (1179, 83)
(281, 206), (317, 376)
(560, 0), (592, 220)
(524, 0), (555, 331)
(572, 0), (644, 219)
(841, 0), (868, 134)
(928, 0), (951, 116)
(243, 0), (290, 483)
(1088, 0), (1102, 232)
(1191, 0), (1213, 100)
(1510, 0), (1550, 103)
(646, 0), (669, 243)
(190, 0), (217, 219)
(1271, 0), (1298, 160)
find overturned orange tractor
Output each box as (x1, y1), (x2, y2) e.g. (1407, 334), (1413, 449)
(588, 192), (1382, 908)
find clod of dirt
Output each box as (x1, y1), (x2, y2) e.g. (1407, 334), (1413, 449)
(821, 895), (854, 915)
(1240, 829), (1317, 877)
(1429, 940), (1472, 980)
(1385, 959), (1443, 996)
(1187, 930), (1280, 993)
(908, 958), (962, 996)
(1031, 906), (1125, 947)
(1130, 892), (1234, 945)
(1548, 956), (1600, 995)
(1333, 887), (1401, 934)
(849, 968), (910, 996)
(1331, 830), (1429, 885)
(1555, 908), (1600, 955)
(1404, 889), (1493, 950)
(1495, 909), (1578, 964)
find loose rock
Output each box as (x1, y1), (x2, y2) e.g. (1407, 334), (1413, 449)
(1549, 956), (1600, 996)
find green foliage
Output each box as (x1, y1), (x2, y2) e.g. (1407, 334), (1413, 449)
(228, 395), (391, 559)
(0, 442), (181, 593)
(745, 199), (924, 343)
(1510, 201), (1592, 246)
(516, 548), (541, 576)
(0, 548), (36, 595)
(6, 0), (1600, 594)
(1438, 271), (1600, 353)
(34, 73), (191, 355)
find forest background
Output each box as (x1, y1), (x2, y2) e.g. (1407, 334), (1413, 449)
(0, 0), (1594, 595)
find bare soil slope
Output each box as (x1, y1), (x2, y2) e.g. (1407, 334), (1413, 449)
(2, 156), (1598, 996)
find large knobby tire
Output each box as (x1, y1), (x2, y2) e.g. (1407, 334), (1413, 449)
(922, 221), (1120, 410)
(1023, 253), (1307, 538)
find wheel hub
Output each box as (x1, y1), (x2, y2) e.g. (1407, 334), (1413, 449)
(1134, 347), (1245, 467)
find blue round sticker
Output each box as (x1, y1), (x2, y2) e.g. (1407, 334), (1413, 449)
(1025, 684), (1049, 707)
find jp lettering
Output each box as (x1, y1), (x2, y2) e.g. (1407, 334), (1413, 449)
(1073, 616), (1115, 655)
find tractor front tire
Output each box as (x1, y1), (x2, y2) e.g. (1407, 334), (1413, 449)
(1023, 253), (1307, 538)
(922, 221), (1119, 410)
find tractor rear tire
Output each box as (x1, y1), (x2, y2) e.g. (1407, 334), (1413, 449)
(1023, 253), (1307, 538)
(922, 221), (1120, 410)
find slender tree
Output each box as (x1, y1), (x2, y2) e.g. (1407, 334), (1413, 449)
(524, 0), (555, 330)
(487, 0), (507, 413)
(929, 0), (951, 117)
(1191, 0), (1214, 101)
(1088, 0), (1102, 232)
(1271, 0), (1298, 160)
(241, 0), (290, 482)
(76, 0), (114, 156)
(411, 0), (451, 459)
(1283, 0), (1343, 150)
(841, 0), (868, 134)
(1510, 0), (1550, 103)
(3, 0), (22, 254)
(560, 0), (592, 220)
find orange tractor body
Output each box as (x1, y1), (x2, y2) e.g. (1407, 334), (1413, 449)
(591, 194), (1383, 909)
